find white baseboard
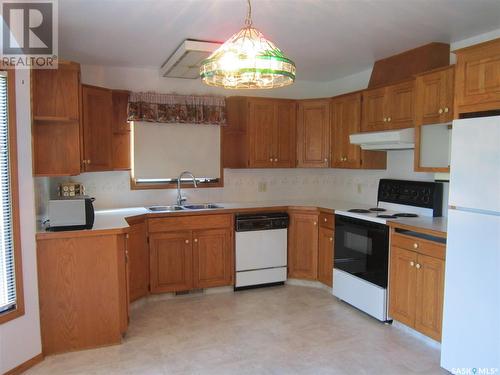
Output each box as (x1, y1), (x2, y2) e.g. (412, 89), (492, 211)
(391, 320), (441, 350)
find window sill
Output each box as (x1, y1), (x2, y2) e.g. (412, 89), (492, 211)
(130, 178), (223, 190)
(0, 305), (25, 325)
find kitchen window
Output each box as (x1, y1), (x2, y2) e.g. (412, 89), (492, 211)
(0, 69), (23, 324)
(131, 121), (222, 189)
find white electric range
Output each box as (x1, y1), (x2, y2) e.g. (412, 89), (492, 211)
(332, 179), (443, 322)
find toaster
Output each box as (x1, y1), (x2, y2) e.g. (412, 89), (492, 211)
(47, 197), (95, 231)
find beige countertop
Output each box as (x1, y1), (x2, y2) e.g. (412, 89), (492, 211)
(36, 200), (447, 239)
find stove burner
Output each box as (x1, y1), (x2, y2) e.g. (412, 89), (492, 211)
(348, 209), (371, 213)
(394, 213), (419, 218)
(369, 208), (386, 212)
(377, 214), (398, 219)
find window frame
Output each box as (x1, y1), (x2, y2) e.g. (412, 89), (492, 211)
(0, 67), (24, 325)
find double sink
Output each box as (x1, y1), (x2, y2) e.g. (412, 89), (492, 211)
(147, 203), (222, 212)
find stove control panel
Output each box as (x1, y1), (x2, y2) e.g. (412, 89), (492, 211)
(378, 179), (443, 216)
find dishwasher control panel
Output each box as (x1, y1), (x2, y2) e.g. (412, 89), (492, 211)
(235, 212), (288, 232)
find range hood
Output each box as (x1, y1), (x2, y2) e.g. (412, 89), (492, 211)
(160, 39), (221, 79)
(350, 128), (415, 150)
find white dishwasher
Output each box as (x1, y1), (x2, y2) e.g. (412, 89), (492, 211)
(235, 212), (288, 290)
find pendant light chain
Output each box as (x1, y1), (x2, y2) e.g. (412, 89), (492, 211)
(244, 0), (252, 27)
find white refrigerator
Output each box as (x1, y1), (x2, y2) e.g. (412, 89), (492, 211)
(441, 116), (500, 372)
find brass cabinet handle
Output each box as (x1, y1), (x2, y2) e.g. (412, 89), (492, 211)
(324, 218), (327, 222)
(329, 237), (333, 242)
(383, 117), (387, 122)
(416, 263), (421, 269)
(313, 221), (317, 226)
(194, 238), (198, 243)
(438, 108), (444, 114)
(269, 158), (273, 162)
(410, 261), (415, 267)
(413, 243), (419, 249)
(444, 107), (449, 113)
(185, 239), (190, 244)
(387, 117), (392, 122)
(274, 158), (278, 162)
(324, 158), (328, 162)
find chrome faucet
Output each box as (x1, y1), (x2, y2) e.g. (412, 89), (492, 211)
(176, 171), (198, 206)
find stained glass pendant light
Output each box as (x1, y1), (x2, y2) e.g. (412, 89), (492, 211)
(200, 0), (296, 89)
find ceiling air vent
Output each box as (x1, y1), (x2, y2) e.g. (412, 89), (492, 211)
(160, 39), (221, 79)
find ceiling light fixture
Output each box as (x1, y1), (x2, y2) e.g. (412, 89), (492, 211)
(200, 0), (296, 89)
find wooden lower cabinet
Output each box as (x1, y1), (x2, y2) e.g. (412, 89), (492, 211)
(36, 232), (129, 355)
(389, 230), (446, 341)
(414, 253), (445, 340)
(389, 247), (418, 327)
(288, 211), (319, 280)
(317, 225), (334, 287)
(193, 228), (233, 288)
(149, 214), (234, 293)
(127, 219), (150, 301)
(150, 231), (193, 293)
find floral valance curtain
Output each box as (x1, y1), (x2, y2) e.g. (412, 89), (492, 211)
(127, 92), (226, 125)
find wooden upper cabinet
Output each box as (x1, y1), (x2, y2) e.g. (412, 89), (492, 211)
(415, 66), (455, 125)
(297, 99), (330, 167)
(223, 97), (296, 168)
(32, 62), (82, 176)
(361, 80), (415, 131)
(82, 85), (113, 171)
(112, 90), (131, 170)
(248, 99), (275, 168)
(361, 87), (386, 132)
(192, 228), (233, 288)
(288, 211), (319, 279)
(331, 93), (386, 170)
(386, 80), (415, 129)
(32, 61), (80, 121)
(149, 231), (193, 293)
(273, 101), (296, 168)
(454, 38), (500, 115)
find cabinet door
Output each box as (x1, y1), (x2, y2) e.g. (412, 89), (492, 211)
(331, 93), (362, 168)
(296, 100), (330, 167)
(317, 226), (334, 287)
(82, 85), (113, 171)
(361, 87), (386, 132)
(32, 62), (81, 176)
(248, 99), (274, 168)
(128, 221), (149, 302)
(112, 90), (131, 170)
(389, 246), (418, 327)
(455, 39), (500, 114)
(273, 101), (296, 168)
(32, 62), (80, 120)
(415, 254), (445, 341)
(415, 67), (454, 126)
(288, 212), (319, 279)
(386, 80), (415, 129)
(192, 228), (233, 288)
(149, 231), (193, 293)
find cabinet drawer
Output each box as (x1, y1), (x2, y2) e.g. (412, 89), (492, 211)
(391, 232), (445, 260)
(148, 214), (232, 233)
(319, 212), (334, 230)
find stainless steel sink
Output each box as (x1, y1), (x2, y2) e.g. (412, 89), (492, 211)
(182, 203), (222, 210)
(147, 205), (186, 212)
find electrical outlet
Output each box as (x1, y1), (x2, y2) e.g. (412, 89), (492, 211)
(357, 183), (362, 194)
(258, 182), (267, 192)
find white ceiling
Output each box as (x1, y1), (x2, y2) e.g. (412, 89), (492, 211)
(59, 0), (500, 82)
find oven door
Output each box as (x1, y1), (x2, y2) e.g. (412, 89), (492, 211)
(334, 214), (389, 288)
